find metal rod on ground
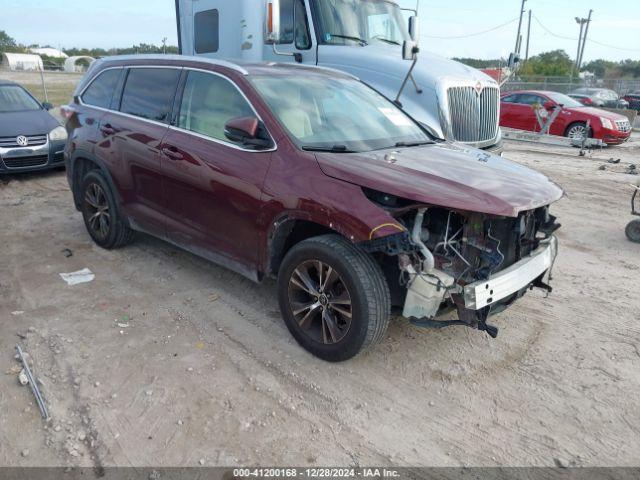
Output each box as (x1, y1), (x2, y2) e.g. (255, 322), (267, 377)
(39, 66), (49, 104)
(15, 344), (50, 421)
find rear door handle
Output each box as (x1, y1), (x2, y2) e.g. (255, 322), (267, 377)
(100, 124), (115, 136)
(162, 147), (184, 161)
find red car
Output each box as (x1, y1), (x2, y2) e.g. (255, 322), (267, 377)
(500, 90), (632, 145)
(63, 56), (562, 361)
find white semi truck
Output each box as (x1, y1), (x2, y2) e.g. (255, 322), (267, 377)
(175, 0), (503, 152)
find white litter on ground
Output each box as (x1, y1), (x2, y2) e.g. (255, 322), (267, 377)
(59, 268), (95, 286)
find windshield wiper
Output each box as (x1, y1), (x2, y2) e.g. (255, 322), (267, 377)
(372, 37), (401, 45)
(394, 140), (434, 148)
(326, 34), (368, 46)
(302, 144), (357, 153)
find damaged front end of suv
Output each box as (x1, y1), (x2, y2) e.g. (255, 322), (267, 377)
(359, 190), (561, 337)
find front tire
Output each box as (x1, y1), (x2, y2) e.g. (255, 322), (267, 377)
(80, 171), (134, 249)
(277, 235), (390, 362)
(565, 122), (592, 140)
(626, 219), (640, 243)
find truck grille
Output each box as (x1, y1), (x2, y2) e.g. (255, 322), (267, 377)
(0, 134), (47, 148)
(3, 155), (49, 169)
(447, 86), (499, 143)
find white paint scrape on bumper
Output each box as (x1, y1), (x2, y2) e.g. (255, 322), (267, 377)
(463, 236), (558, 310)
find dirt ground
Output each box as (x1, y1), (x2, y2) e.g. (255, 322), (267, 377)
(1, 135), (639, 469)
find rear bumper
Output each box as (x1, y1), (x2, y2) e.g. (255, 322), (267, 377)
(0, 139), (66, 173)
(463, 236), (558, 310)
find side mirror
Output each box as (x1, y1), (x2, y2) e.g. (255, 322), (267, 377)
(507, 52), (520, 68)
(402, 40), (419, 61)
(408, 16), (420, 43)
(42, 102), (53, 111)
(224, 116), (271, 149)
(265, 0), (281, 43)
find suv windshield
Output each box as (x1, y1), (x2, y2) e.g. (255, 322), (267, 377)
(251, 74), (431, 152)
(0, 85), (41, 112)
(310, 0), (409, 46)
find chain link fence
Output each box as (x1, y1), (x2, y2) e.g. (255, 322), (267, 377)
(503, 76), (640, 96)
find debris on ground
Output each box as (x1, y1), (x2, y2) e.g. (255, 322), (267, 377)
(61, 248), (73, 258)
(18, 369), (29, 386)
(626, 164), (638, 175)
(608, 158), (621, 164)
(15, 345), (49, 420)
(59, 268), (95, 286)
(11, 311), (24, 316)
(598, 165), (606, 171)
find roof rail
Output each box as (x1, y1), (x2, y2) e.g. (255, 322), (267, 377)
(98, 54), (250, 75)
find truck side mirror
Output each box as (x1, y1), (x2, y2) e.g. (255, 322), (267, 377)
(408, 16), (420, 44)
(266, 0), (281, 43)
(402, 40), (419, 61)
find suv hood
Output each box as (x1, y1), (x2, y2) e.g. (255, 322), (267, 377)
(0, 110), (60, 137)
(315, 143), (563, 217)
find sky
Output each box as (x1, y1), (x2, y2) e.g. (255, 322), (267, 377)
(3, 0), (640, 62)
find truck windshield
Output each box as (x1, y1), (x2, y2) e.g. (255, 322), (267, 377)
(309, 0), (409, 46)
(0, 85), (41, 112)
(250, 74), (431, 152)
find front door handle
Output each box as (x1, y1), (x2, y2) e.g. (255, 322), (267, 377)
(162, 147), (184, 161)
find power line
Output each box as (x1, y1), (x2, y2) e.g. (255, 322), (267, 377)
(532, 14), (640, 52)
(423, 17), (519, 39)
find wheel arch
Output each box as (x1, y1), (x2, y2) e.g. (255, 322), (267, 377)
(69, 151), (120, 211)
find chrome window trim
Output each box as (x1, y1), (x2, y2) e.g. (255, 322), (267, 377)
(77, 65), (277, 153)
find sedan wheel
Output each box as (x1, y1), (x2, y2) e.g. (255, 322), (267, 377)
(566, 122), (590, 140)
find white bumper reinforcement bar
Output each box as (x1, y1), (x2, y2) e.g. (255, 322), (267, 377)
(463, 236), (558, 310)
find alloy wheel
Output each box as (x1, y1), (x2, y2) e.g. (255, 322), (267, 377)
(567, 124), (588, 139)
(84, 182), (111, 239)
(287, 260), (353, 344)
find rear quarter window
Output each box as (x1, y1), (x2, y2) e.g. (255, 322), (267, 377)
(119, 68), (181, 123)
(81, 69), (121, 109)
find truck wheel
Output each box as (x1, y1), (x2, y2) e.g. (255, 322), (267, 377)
(626, 219), (640, 243)
(277, 234), (390, 362)
(80, 171), (135, 249)
(565, 122), (592, 140)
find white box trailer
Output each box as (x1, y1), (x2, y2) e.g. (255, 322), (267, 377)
(174, 0), (504, 152)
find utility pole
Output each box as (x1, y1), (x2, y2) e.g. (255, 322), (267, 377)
(514, 0), (527, 55)
(577, 9), (593, 71)
(525, 9), (532, 62)
(573, 17), (587, 77)
(162, 37), (168, 54)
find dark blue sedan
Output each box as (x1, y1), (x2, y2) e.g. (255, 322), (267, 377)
(0, 80), (67, 173)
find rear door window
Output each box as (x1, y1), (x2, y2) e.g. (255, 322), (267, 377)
(177, 71), (254, 144)
(82, 69), (121, 109)
(119, 68), (181, 123)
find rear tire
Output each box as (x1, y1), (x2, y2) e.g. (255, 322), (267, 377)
(277, 234), (390, 362)
(626, 219), (640, 243)
(80, 171), (134, 249)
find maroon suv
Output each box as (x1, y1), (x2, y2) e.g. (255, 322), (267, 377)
(64, 55), (562, 361)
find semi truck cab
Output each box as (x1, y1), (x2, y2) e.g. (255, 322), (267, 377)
(175, 0), (503, 152)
